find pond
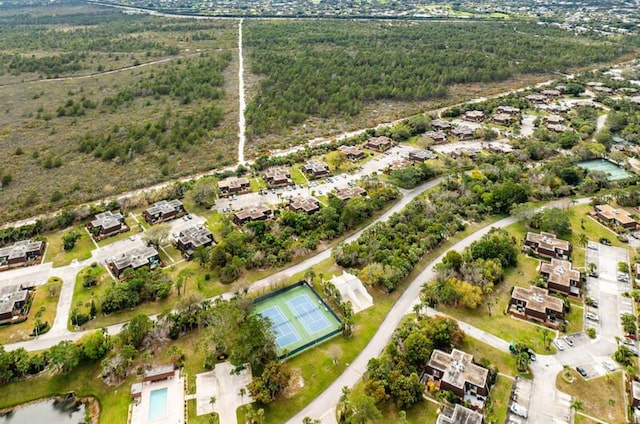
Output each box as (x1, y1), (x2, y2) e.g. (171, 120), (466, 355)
(577, 159), (635, 181)
(0, 398), (87, 424)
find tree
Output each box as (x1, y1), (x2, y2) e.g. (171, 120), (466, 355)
(48, 341), (81, 374)
(120, 314), (153, 349)
(529, 208), (572, 237)
(579, 233), (588, 247)
(326, 151), (346, 171)
(302, 418), (321, 424)
(143, 223), (170, 248)
(570, 398), (584, 412)
(62, 231), (82, 251)
(80, 329), (112, 361)
(404, 332), (433, 367)
(516, 351), (531, 372)
(178, 268), (196, 296)
(247, 361), (290, 404)
(191, 178), (218, 207)
(468, 228), (518, 268)
(613, 345), (633, 366)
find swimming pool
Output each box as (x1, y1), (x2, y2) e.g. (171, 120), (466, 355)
(148, 388), (168, 421)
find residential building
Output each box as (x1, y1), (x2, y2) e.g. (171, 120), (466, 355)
(425, 349), (490, 409)
(450, 147), (481, 158)
(386, 158), (412, 173)
(87, 211), (128, 240)
(302, 160), (331, 179)
(451, 127), (475, 140)
(232, 205), (273, 225)
(509, 285), (565, 329)
(263, 167), (292, 187)
(107, 246), (161, 278)
(544, 115), (565, 125)
(337, 145), (365, 161)
(497, 106), (520, 116)
(432, 119), (452, 132)
(218, 176), (251, 196)
(463, 110), (486, 122)
(364, 136), (394, 152)
(142, 199), (186, 224)
(594, 204), (638, 230)
(526, 94), (548, 104)
(0, 240), (45, 271)
(540, 258), (581, 297)
(524, 231), (571, 260)
(436, 404), (485, 424)
(541, 89), (562, 97)
(632, 380), (640, 409)
(547, 124), (570, 133)
(491, 113), (514, 125)
(0, 284), (32, 323)
(175, 226), (214, 259)
(408, 150), (438, 162)
(424, 130), (448, 144)
(289, 197), (320, 215)
(333, 186), (367, 202)
(485, 142), (514, 154)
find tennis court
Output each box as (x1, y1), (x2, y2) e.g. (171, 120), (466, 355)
(577, 159), (634, 181)
(253, 282), (342, 358)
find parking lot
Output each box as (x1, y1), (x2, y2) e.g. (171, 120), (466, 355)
(506, 376), (532, 424)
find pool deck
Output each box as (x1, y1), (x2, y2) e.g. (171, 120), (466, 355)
(195, 362), (253, 423)
(130, 370), (185, 424)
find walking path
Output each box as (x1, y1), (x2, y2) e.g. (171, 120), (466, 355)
(237, 19), (247, 165)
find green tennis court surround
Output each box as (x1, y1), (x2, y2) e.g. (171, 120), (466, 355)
(253, 281), (342, 359)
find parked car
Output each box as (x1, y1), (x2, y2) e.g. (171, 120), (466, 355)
(576, 366), (588, 378)
(553, 339), (565, 351)
(622, 337), (635, 346)
(527, 349), (537, 362)
(564, 336), (574, 347)
(599, 237), (611, 246)
(585, 297), (598, 308)
(626, 333), (638, 341)
(510, 403), (528, 418)
(586, 312), (600, 322)
(629, 346), (639, 357)
(602, 360), (616, 372)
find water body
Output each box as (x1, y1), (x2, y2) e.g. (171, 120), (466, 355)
(0, 398), (86, 424)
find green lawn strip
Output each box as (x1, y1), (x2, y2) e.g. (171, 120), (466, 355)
(556, 369), (626, 424)
(290, 167), (308, 185)
(565, 303), (584, 334)
(458, 337), (518, 376)
(574, 413), (603, 424)
(0, 278), (62, 344)
(95, 217), (142, 247)
(250, 178), (263, 192)
(44, 225), (95, 267)
(485, 374), (514, 424)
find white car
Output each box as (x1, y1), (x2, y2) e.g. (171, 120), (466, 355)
(602, 360), (616, 372)
(510, 403), (528, 418)
(586, 312), (600, 322)
(553, 339), (565, 351)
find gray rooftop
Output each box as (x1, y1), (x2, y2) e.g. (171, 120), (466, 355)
(0, 240), (44, 261)
(90, 211), (124, 231)
(110, 246), (159, 271)
(145, 199), (183, 216)
(177, 226), (214, 250)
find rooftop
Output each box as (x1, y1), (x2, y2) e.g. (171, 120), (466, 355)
(436, 404), (484, 424)
(596, 204), (636, 225)
(145, 199), (183, 216)
(334, 186), (367, 201)
(428, 349), (489, 390)
(110, 246), (159, 271)
(90, 210), (124, 230)
(511, 285), (564, 314)
(177, 226), (213, 249)
(0, 239), (44, 261)
(289, 196), (320, 213)
(219, 176), (250, 190)
(526, 231), (571, 253)
(233, 204), (272, 222)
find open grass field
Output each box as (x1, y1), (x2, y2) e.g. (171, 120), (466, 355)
(0, 4), (239, 223)
(556, 369), (626, 424)
(486, 374), (514, 424)
(44, 226), (95, 267)
(0, 277), (62, 344)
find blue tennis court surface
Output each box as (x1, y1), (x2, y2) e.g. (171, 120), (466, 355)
(287, 294), (332, 334)
(253, 282), (343, 358)
(260, 305), (301, 349)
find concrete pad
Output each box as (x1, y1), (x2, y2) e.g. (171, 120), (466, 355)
(195, 362), (253, 423)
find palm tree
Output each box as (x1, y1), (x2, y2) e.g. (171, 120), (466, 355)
(178, 268), (196, 296)
(239, 387), (246, 404)
(570, 398), (584, 412)
(579, 233), (588, 247)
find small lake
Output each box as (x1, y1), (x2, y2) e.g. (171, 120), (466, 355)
(0, 398), (86, 424)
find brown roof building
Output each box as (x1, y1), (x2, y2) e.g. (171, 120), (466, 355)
(541, 89), (562, 97)
(594, 205), (638, 230)
(263, 167), (292, 187)
(0, 284), (31, 323)
(544, 115), (566, 125)
(408, 150), (438, 162)
(107, 246), (161, 278)
(338, 145), (366, 161)
(333, 186), (367, 202)
(497, 106), (521, 116)
(432, 119), (453, 131)
(491, 113), (515, 125)
(364, 136), (394, 152)
(436, 404), (484, 424)
(451, 127), (475, 140)
(424, 130), (448, 144)
(463, 110), (486, 122)
(509, 285), (565, 329)
(289, 197), (320, 215)
(540, 258), (581, 297)
(526, 94), (548, 104)
(303, 160), (331, 179)
(425, 349), (490, 409)
(524, 231), (571, 260)
(218, 177), (250, 196)
(87, 211), (129, 240)
(142, 199), (186, 224)
(0, 240), (45, 271)
(232, 205), (273, 225)
(175, 226), (214, 259)
(547, 124), (570, 133)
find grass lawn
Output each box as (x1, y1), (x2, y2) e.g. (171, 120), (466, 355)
(556, 369), (626, 423)
(0, 277), (62, 344)
(574, 413), (602, 424)
(486, 374), (514, 424)
(565, 304), (584, 334)
(290, 167), (308, 185)
(44, 225), (95, 267)
(458, 336), (518, 376)
(439, 252), (555, 354)
(250, 177), (264, 192)
(95, 216), (142, 247)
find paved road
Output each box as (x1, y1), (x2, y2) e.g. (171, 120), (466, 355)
(286, 215), (518, 424)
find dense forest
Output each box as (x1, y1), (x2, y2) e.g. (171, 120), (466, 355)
(245, 20), (629, 138)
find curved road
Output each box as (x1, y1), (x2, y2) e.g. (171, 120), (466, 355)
(4, 177), (443, 353)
